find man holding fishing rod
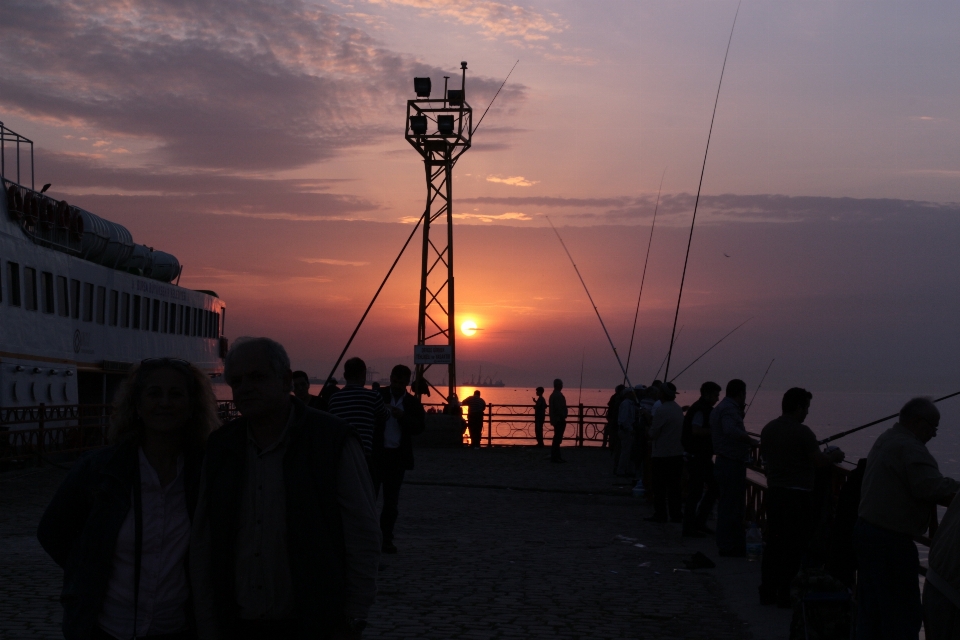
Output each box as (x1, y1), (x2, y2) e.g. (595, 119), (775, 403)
(855, 397), (959, 639)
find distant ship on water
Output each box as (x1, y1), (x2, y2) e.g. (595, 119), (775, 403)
(465, 367), (505, 388)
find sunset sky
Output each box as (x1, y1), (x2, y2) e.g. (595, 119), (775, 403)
(3, 0), (960, 393)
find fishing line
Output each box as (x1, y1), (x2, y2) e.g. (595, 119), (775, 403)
(654, 325), (684, 382)
(472, 60), (519, 137)
(547, 216), (631, 387)
(744, 358), (775, 417)
(663, 1), (741, 382)
(624, 169), (665, 385)
(667, 317), (752, 384)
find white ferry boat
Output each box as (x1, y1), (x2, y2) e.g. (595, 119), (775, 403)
(0, 121), (226, 411)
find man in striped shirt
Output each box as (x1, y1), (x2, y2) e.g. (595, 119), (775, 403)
(327, 357), (389, 459)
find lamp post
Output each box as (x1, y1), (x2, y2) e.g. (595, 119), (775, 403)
(405, 62), (472, 401)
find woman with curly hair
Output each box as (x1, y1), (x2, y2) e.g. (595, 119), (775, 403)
(38, 358), (219, 640)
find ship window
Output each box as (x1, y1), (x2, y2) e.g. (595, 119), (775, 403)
(191, 307), (198, 337)
(170, 304), (178, 334)
(70, 279), (80, 319)
(121, 293), (130, 328)
(109, 290), (118, 326)
(161, 302), (168, 333)
(177, 305), (184, 335)
(142, 297), (151, 331)
(41, 272), (54, 313)
(202, 309), (209, 338)
(152, 299), (160, 332)
(215, 311), (221, 338)
(8, 263), (20, 306)
(24, 267), (37, 311)
(57, 276), (69, 317)
(96, 286), (106, 324)
(132, 295), (141, 329)
(183, 307), (190, 336)
(82, 282), (94, 322)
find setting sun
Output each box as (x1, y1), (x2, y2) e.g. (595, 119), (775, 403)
(460, 320), (478, 337)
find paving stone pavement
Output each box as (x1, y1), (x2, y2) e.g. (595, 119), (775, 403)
(0, 447), (753, 639)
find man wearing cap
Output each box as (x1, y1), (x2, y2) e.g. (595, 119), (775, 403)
(710, 379), (756, 557)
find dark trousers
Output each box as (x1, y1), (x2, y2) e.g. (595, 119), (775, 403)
(760, 487), (814, 602)
(651, 456), (684, 520)
(468, 417), (483, 448)
(854, 519), (922, 640)
(372, 448), (406, 543)
(683, 454), (717, 532)
(92, 628), (195, 640)
(714, 455), (747, 555)
(550, 421), (566, 461)
(534, 418), (545, 446)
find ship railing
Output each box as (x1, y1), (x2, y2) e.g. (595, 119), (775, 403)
(0, 403), (112, 465)
(743, 438), (947, 578)
(423, 402), (609, 447)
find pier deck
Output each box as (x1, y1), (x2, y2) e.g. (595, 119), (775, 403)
(0, 447), (790, 639)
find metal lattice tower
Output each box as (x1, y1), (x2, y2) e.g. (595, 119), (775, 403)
(405, 63), (472, 401)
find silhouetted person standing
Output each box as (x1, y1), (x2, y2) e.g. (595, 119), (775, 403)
(327, 357), (390, 459)
(549, 379), (567, 463)
(855, 397), (959, 640)
(710, 379), (756, 557)
(190, 337), (380, 640)
(375, 365), (425, 554)
(648, 382), (684, 523)
(682, 381), (721, 537)
(291, 370), (316, 406)
(759, 388), (844, 607)
(462, 390), (486, 449)
(533, 387), (547, 447)
(605, 384), (625, 449)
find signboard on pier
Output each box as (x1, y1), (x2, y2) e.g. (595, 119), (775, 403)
(414, 345), (452, 364)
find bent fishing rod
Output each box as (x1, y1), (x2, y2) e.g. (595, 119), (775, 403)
(666, 317), (752, 384)
(818, 389), (960, 446)
(325, 212), (425, 384)
(624, 169), (665, 385)
(663, 1), (741, 382)
(547, 216), (632, 388)
(327, 62), (519, 382)
(744, 358), (775, 417)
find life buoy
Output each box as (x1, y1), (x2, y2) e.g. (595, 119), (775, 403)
(40, 198), (55, 229)
(56, 200), (70, 228)
(23, 192), (38, 225)
(70, 210), (84, 241)
(6, 185), (22, 221)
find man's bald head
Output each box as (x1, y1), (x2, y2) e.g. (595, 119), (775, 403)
(899, 397), (940, 443)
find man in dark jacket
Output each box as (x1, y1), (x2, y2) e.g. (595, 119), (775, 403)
(681, 381), (721, 537)
(190, 337), (381, 640)
(549, 378), (568, 463)
(375, 364), (426, 554)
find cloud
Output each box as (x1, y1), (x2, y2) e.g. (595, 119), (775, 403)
(486, 175), (539, 187)
(453, 211), (531, 222)
(367, 0), (564, 41)
(0, 0), (528, 173)
(299, 258), (370, 266)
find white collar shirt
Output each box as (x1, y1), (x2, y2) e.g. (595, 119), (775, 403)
(383, 392), (404, 449)
(98, 448), (190, 638)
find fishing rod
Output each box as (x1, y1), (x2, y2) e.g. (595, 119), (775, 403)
(654, 325), (684, 382)
(472, 60), (519, 137)
(818, 389), (960, 446)
(663, 1), (741, 382)
(547, 216), (632, 387)
(624, 169), (666, 385)
(744, 358), (775, 417)
(667, 317), (752, 384)
(325, 212), (425, 385)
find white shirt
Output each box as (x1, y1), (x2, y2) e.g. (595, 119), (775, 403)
(383, 393), (404, 449)
(98, 448), (191, 638)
